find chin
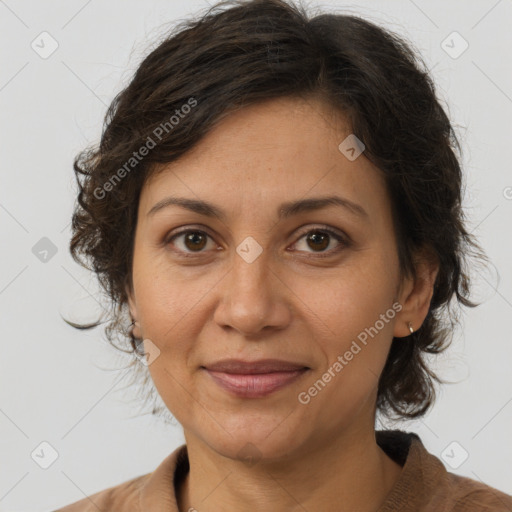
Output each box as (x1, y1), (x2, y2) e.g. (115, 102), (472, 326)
(197, 418), (310, 464)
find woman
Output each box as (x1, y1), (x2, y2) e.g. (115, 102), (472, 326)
(55, 0), (512, 510)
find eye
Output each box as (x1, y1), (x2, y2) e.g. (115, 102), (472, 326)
(291, 226), (349, 257)
(165, 225), (350, 258)
(165, 229), (216, 256)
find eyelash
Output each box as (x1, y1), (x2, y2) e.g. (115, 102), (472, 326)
(164, 225), (351, 259)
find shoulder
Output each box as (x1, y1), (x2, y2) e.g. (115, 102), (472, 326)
(376, 430), (512, 512)
(413, 438), (512, 511)
(52, 473), (150, 511)
(51, 444), (187, 511)
(443, 471), (512, 511)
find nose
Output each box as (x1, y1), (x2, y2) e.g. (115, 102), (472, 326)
(213, 249), (291, 337)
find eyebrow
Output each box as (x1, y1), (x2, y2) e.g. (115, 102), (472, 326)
(147, 195), (369, 221)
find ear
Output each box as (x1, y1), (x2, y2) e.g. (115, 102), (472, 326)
(393, 247), (439, 338)
(125, 278), (142, 340)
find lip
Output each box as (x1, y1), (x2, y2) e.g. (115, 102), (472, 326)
(203, 358), (309, 374)
(202, 359), (310, 398)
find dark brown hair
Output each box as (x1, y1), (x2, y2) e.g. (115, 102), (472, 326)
(67, 0), (488, 420)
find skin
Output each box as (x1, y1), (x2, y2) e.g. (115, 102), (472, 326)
(126, 95), (439, 511)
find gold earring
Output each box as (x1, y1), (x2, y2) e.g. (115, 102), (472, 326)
(408, 322), (414, 334)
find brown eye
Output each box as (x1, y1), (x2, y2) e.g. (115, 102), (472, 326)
(306, 231), (330, 251)
(292, 227), (349, 257)
(166, 230), (215, 255)
(183, 232), (208, 251)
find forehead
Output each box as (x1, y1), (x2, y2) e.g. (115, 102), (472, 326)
(139, 96), (389, 223)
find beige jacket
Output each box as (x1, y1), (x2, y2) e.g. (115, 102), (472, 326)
(53, 430), (512, 511)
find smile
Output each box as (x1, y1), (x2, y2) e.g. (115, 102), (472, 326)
(203, 367), (310, 398)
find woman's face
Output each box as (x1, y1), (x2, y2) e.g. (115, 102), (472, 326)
(127, 96), (418, 461)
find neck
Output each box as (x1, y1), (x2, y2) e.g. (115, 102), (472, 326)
(176, 427), (403, 512)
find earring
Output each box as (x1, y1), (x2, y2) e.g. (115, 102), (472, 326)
(408, 322), (414, 335)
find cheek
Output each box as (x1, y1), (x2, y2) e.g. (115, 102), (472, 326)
(296, 256), (398, 403)
(133, 250), (207, 341)
(136, 275), (202, 422)
(297, 304), (395, 433)
(132, 285), (196, 410)
(300, 252), (398, 343)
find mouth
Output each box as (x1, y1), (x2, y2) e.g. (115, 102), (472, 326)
(201, 359), (310, 398)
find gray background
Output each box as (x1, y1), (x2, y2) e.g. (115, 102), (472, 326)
(1, 0), (511, 510)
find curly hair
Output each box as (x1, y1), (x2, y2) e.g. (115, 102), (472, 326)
(66, 0), (488, 421)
